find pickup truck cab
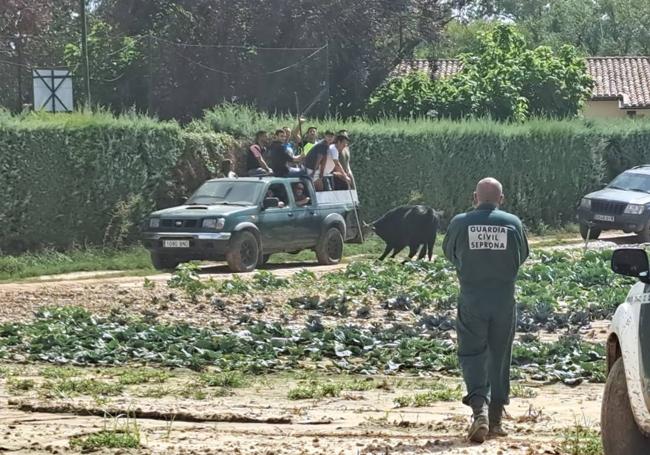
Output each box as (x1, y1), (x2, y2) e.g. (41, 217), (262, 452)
(603, 248), (650, 454)
(141, 176), (362, 272)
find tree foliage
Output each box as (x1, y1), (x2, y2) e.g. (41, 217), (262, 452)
(368, 25), (594, 121)
(64, 0), (469, 118)
(467, 0), (650, 55)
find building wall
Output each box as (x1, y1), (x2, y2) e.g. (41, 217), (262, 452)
(583, 100), (645, 118)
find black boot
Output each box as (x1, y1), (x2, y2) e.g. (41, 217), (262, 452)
(467, 396), (489, 443)
(488, 403), (508, 437)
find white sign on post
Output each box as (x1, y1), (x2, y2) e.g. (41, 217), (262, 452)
(32, 69), (73, 112)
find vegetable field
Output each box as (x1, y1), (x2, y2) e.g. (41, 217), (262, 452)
(0, 241), (626, 454)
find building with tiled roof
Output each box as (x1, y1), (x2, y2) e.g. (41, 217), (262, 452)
(394, 57), (650, 118)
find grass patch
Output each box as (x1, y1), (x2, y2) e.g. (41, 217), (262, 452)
(287, 381), (342, 400)
(511, 383), (538, 399)
(200, 371), (246, 388)
(115, 368), (171, 385)
(70, 417), (141, 451)
(394, 383), (462, 408)
(177, 382), (209, 400)
(135, 385), (170, 399)
(40, 366), (79, 380)
(0, 247), (152, 282)
(560, 424), (602, 455)
(70, 430), (140, 450)
(6, 377), (35, 393)
(46, 379), (124, 397)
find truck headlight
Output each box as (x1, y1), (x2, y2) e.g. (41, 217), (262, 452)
(580, 198), (591, 209)
(624, 204), (645, 215)
(202, 218), (225, 229)
(149, 218), (160, 228)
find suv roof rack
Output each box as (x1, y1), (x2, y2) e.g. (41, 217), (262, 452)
(631, 164), (650, 169)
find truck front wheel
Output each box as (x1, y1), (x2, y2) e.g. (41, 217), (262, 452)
(601, 357), (650, 454)
(151, 252), (179, 271)
(226, 231), (259, 273)
(315, 227), (343, 265)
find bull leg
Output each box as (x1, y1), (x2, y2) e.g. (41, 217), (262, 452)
(378, 245), (392, 261)
(417, 243), (427, 260)
(427, 234), (437, 261)
(390, 246), (406, 258)
(401, 244), (418, 264)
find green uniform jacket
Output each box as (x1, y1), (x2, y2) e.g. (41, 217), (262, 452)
(442, 203), (529, 289)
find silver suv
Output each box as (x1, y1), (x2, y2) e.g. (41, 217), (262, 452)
(603, 248), (650, 454)
(578, 165), (650, 242)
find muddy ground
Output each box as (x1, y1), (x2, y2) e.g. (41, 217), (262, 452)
(0, 233), (635, 454)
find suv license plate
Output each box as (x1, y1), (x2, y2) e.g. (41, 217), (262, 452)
(163, 240), (190, 248)
(594, 214), (615, 222)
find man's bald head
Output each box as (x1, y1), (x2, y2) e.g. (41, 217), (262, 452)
(473, 177), (504, 207)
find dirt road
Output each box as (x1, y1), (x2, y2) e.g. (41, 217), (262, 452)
(0, 375), (601, 454)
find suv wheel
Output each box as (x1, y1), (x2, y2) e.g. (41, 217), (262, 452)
(601, 357), (650, 454)
(226, 231), (259, 273)
(580, 223), (601, 240)
(637, 226), (650, 243)
(315, 227), (344, 265)
(151, 252), (180, 271)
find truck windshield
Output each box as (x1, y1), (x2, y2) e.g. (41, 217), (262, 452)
(608, 172), (650, 193)
(187, 181), (263, 206)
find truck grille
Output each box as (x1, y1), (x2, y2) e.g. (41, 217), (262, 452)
(591, 199), (627, 215)
(161, 219), (198, 228)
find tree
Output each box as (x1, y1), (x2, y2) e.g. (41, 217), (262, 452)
(466, 0), (650, 56)
(77, 0), (472, 118)
(367, 71), (437, 118)
(368, 25), (594, 121)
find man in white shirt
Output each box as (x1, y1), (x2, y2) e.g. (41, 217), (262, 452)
(320, 133), (352, 188)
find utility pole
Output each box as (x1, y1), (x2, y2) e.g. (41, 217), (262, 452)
(80, 0), (91, 106)
(15, 35), (23, 111)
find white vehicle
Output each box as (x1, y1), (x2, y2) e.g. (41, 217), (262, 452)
(603, 248), (650, 454)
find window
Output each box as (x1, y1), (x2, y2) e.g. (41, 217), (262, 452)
(291, 181), (312, 206)
(187, 181), (263, 206)
(265, 183), (289, 207)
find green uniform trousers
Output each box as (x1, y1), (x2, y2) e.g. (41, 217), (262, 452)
(456, 285), (516, 407)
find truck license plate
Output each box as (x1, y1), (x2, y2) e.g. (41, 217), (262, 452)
(163, 240), (190, 248)
(594, 214), (615, 222)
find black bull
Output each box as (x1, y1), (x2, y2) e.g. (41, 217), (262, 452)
(367, 205), (442, 261)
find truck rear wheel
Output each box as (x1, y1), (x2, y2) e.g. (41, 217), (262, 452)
(151, 252), (179, 271)
(315, 227), (343, 265)
(226, 231), (259, 273)
(601, 357), (650, 454)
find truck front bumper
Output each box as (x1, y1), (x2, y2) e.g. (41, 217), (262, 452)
(577, 209), (650, 233)
(141, 231), (232, 259)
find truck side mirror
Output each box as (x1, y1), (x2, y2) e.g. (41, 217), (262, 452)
(611, 248), (650, 282)
(263, 197), (279, 209)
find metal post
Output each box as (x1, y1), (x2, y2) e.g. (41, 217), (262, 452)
(349, 176), (364, 244)
(584, 223), (592, 252)
(15, 35), (23, 111)
(325, 40), (330, 115)
(80, 0), (91, 106)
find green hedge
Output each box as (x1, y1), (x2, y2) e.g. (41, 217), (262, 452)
(313, 119), (606, 227)
(0, 112), (230, 254)
(198, 107), (650, 228)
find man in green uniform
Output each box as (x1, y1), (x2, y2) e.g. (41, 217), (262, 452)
(442, 178), (529, 443)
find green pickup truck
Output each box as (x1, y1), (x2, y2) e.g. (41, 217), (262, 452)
(142, 177), (363, 272)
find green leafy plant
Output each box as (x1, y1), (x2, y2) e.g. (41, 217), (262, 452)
(167, 262), (205, 300)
